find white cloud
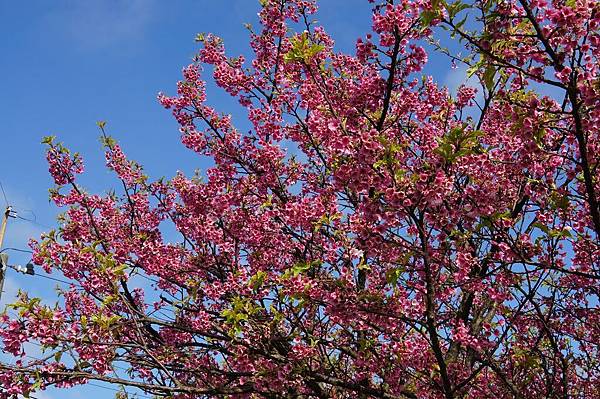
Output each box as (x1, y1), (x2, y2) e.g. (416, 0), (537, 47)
(442, 65), (486, 122)
(443, 64), (479, 95)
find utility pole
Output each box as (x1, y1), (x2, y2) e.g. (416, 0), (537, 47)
(0, 206), (13, 302)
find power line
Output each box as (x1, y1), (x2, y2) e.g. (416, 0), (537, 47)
(33, 272), (75, 286)
(20, 354), (153, 399)
(25, 342), (131, 373)
(12, 207), (37, 222)
(0, 181), (8, 207)
(0, 184), (46, 227)
(87, 381), (152, 399)
(15, 214), (53, 230)
(7, 264), (75, 286)
(0, 247), (33, 254)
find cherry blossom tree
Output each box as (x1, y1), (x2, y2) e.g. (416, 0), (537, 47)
(2, 0), (600, 398)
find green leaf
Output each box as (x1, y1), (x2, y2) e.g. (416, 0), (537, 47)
(77, 360), (92, 369)
(445, 1), (471, 18)
(221, 297), (259, 336)
(248, 271), (268, 290)
(531, 222), (550, 234)
(100, 135), (117, 148)
(435, 125), (483, 163)
(31, 380), (43, 391)
(41, 135), (56, 145)
(533, 128), (547, 147)
(483, 64), (496, 91)
(357, 259), (371, 271)
(548, 228), (572, 239)
(113, 263), (128, 277)
(467, 57), (485, 78)
(434, 143), (454, 161)
(455, 14), (468, 30)
(420, 10), (439, 27)
(385, 268), (404, 286)
(291, 261), (311, 276)
(421, 0), (446, 26)
(284, 32), (324, 64)
(549, 192), (570, 210)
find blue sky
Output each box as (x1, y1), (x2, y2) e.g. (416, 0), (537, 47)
(0, 1), (466, 397)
